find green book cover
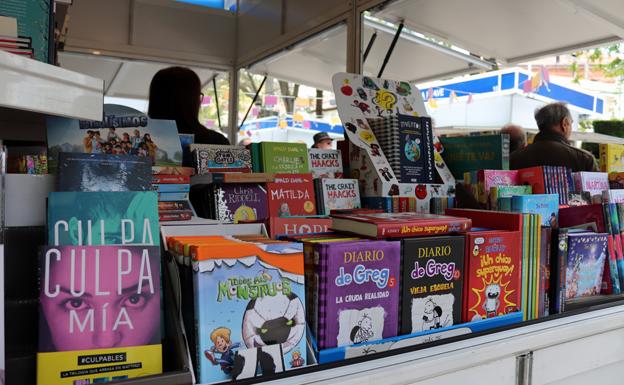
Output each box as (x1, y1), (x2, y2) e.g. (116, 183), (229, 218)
(440, 134), (510, 179)
(260, 142), (310, 174)
(0, 0), (51, 63)
(251, 142), (262, 172)
(490, 185), (532, 210)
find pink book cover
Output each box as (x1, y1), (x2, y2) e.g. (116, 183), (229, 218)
(477, 170), (519, 204)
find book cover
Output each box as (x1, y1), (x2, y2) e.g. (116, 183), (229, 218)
(463, 230), (522, 322)
(477, 170), (519, 206)
(267, 174), (316, 217)
(517, 166), (546, 194)
(439, 134), (510, 180)
(37, 246), (162, 384)
(400, 236), (464, 335)
(269, 217), (332, 239)
(307, 149), (343, 178)
(192, 241), (306, 383)
(331, 212), (472, 239)
(57, 153), (152, 192)
(603, 189), (624, 204)
(191, 144), (252, 174)
(489, 185), (532, 211)
(260, 142), (310, 174)
(47, 104), (183, 172)
(47, 192), (160, 246)
(511, 194), (559, 228)
(572, 172), (608, 197)
(538, 227), (552, 317)
(318, 179), (361, 216)
(567, 192), (592, 206)
(213, 183), (268, 223)
(558, 204), (606, 232)
(600, 143), (624, 173)
(397, 114), (435, 183)
(565, 233), (608, 299)
(317, 240), (401, 349)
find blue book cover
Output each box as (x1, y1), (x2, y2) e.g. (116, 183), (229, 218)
(57, 152), (152, 192)
(152, 183), (190, 193)
(511, 194), (559, 227)
(193, 242), (306, 383)
(565, 233), (608, 300)
(158, 192), (189, 201)
(397, 115), (435, 184)
(47, 191), (159, 246)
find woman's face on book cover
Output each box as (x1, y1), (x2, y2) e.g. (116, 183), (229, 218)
(40, 247), (160, 351)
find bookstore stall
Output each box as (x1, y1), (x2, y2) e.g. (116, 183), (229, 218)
(3, 1), (624, 385)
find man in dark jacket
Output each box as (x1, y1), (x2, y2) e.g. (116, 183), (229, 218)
(510, 102), (598, 172)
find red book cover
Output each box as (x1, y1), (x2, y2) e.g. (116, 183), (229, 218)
(266, 173), (317, 217)
(159, 210), (193, 221)
(331, 212), (471, 238)
(152, 166), (195, 176)
(558, 204), (606, 232)
(152, 174), (190, 184)
(463, 230), (522, 322)
(269, 217), (332, 239)
(445, 208), (523, 232)
(518, 166), (546, 194)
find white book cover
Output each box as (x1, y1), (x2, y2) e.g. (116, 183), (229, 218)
(308, 149), (343, 178)
(320, 178), (360, 215)
(573, 172), (608, 195)
(604, 189), (624, 204)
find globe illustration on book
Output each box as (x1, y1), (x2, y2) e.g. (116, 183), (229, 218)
(404, 136), (421, 162)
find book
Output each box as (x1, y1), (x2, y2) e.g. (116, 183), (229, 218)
(600, 143), (624, 173)
(558, 204), (606, 232)
(573, 172), (608, 199)
(191, 172), (276, 185)
(397, 114), (435, 183)
(567, 192), (592, 206)
(213, 183), (268, 223)
(152, 166), (195, 176)
(316, 178), (361, 215)
(191, 144), (252, 174)
(0, 0), (51, 62)
(57, 153), (151, 192)
(517, 166), (546, 194)
(538, 227), (552, 317)
(307, 148), (343, 178)
(315, 240), (400, 349)
(400, 236), (465, 335)
(477, 170), (519, 206)
(37, 246), (162, 384)
(47, 191), (160, 246)
(463, 230), (522, 322)
(602, 189), (624, 204)
(158, 192), (189, 201)
(267, 174), (316, 217)
(511, 194), (559, 228)
(489, 185), (532, 211)
(330, 212), (471, 239)
(158, 200), (192, 211)
(47, 104), (183, 172)
(191, 239), (307, 383)
(152, 174), (190, 184)
(438, 134), (510, 180)
(564, 233), (607, 300)
(269, 217), (332, 239)
(259, 142), (310, 174)
(179, 133), (195, 168)
(151, 183), (190, 193)
(159, 210), (193, 221)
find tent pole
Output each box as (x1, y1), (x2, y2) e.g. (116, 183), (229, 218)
(212, 77), (222, 128)
(362, 31), (377, 64)
(377, 21), (404, 78)
(239, 75), (267, 130)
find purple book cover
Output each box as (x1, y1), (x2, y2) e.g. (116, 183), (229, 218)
(214, 183), (268, 223)
(565, 233), (607, 300)
(316, 240), (400, 350)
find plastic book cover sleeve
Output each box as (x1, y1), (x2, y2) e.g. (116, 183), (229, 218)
(308, 148), (343, 178)
(319, 179), (361, 215)
(318, 240), (401, 349)
(261, 142), (310, 174)
(213, 183), (268, 223)
(47, 191), (160, 246)
(565, 233), (607, 299)
(397, 114), (434, 183)
(267, 174), (316, 217)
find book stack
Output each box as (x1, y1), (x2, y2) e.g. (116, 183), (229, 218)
(153, 171), (193, 221)
(0, 15), (34, 58)
(517, 166), (574, 205)
(368, 115), (435, 184)
(250, 142), (310, 174)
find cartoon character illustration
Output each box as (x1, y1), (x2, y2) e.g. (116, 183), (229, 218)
(379, 167), (394, 182)
(352, 100), (371, 114)
(473, 244), (480, 257)
(350, 314), (374, 344)
(345, 122), (357, 134)
(370, 143), (381, 157)
(340, 80), (353, 96)
(357, 87), (368, 100)
(359, 130), (375, 144)
(278, 202), (291, 217)
(356, 119), (370, 130)
(549, 212), (557, 228)
(204, 327), (242, 375)
(421, 299), (450, 331)
(362, 76), (379, 90)
(289, 351), (305, 368)
(372, 89), (397, 116)
(396, 81), (411, 96)
(415, 184), (428, 199)
(388, 184), (400, 196)
(483, 284), (501, 317)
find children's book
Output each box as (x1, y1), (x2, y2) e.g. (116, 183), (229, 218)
(191, 144), (252, 174)
(572, 172), (608, 198)
(266, 174), (316, 217)
(307, 148), (343, 178)
(564, 233), (608, 300)
(191, 240), (307, 383)
(600, 143), (624, 173)
(400, 235), (465, 335)
(47, 104), (183, 172)
(489, 185), (532, 211)
(37, 246), (162, 385)
(316, 178), (361, 215)
(517, 166), (546, 194)
(47, 191), (160, 246)
(463, 230), (522, 322)
(397, 114), (435, 184)
(439, 134), (510, 180)
(477, 170), (518, 206)
(269, 217), (332, 239)
(511, 194), (559, 228)
(212, 183), (268, 223)
(57, 153), (152, 192)
(315, 240), (400, 349)
(259, 142), (310, 174)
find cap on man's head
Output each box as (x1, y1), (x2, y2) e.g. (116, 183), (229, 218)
(313, 132), (333, 144)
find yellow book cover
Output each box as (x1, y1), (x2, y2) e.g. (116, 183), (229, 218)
(600, 143), (624, 173)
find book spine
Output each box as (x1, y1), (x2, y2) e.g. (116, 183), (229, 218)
(152, 183), (190, 193)
(375, 218), (471, 238)
(158, 192), (190, 201)
(610, 235), (622, 294)
(152, 174), (190, 184)
(423, 117), (436, 183)
(501, 133), (510, 170)
(542, 228), (551, 317)
(193, 269), (203, 382)
(159, 211), (193, 221)
(555, 229), (568, 314)
(158, 200), (192, 211)
(600, 144), (608, 172)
